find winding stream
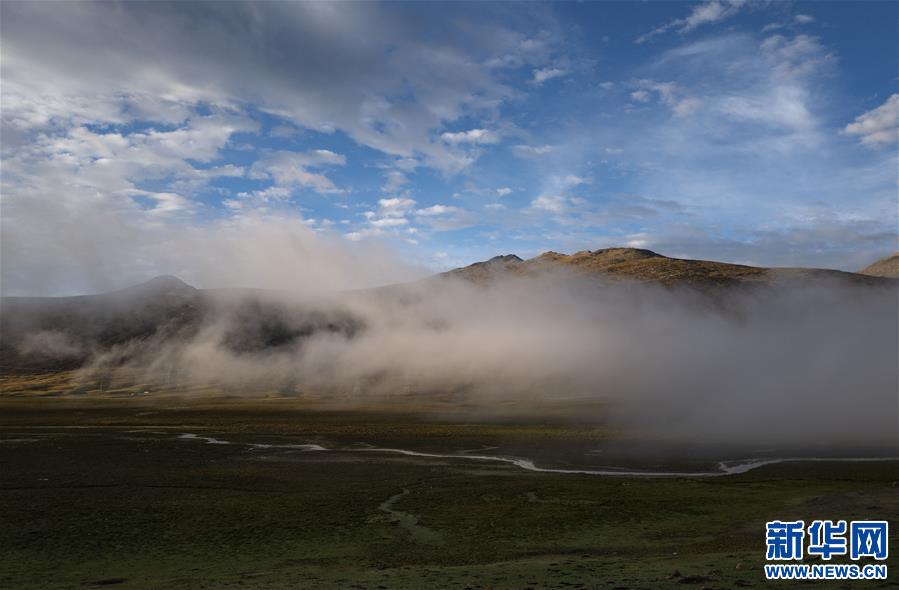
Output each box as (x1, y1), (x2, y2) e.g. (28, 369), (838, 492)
(170, 431), (899, 478)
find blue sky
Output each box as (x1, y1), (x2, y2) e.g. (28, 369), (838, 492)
(1, 1), (896, 294)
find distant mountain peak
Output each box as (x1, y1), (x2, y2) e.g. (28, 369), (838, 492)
(443, 253), (523, 282)
(109, 275), (197, 298)
(143, 275), (194, 289)
(579, 247), (662, 258)
(486, 254), (523, 263)
(537, 247), (661, 260)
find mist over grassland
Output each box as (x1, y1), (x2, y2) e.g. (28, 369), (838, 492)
(3, 219), (895, 450)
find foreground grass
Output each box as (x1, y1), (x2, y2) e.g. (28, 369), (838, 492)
(0, 398), (897, 589)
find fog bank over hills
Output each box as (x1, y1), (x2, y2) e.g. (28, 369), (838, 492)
(1, 248), (896, 447)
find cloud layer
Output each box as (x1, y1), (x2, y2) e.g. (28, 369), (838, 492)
(1, 1), (896, 294)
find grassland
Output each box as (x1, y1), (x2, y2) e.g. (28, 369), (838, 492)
(1, 395), (897, 589)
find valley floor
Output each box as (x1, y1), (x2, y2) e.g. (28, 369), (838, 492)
(0, 396), (897, 589)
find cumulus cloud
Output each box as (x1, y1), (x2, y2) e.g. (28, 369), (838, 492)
(0, 2), (544, 173)
(0, 110), (271, 294)
(368, 216), (409, 228)
(1, 1), (893, 291)
(350, 197), (421, 241)
(378, 197), (417, 218)
(249, 149), (347, 194)
(531, 194), (570, 214)
(142, 192), (193, 216)
(417, 204), (459, 216)
(843, 94), (898, 147)
(228, 187), (294, 211)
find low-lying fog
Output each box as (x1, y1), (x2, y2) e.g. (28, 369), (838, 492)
(6, 217), (899, 449)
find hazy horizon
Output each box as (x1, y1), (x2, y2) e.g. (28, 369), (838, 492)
(2, 243), (895, 298)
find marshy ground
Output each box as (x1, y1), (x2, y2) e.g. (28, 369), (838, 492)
(1, 395), (897, 589)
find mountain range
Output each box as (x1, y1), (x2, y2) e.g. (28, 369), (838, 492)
(443, 247), (892, 285)
(1, 248), (895, 377)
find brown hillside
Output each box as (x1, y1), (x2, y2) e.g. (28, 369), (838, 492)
(859, 253), (899, 278)
(446, 247), (879, 287)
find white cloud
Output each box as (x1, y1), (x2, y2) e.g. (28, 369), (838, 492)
(394, 157), (419, 171)
(531, 194), (569, 214)
(650, 34), (829, 142)
(719, 86), (814, 132)
(227, 186), (293, 211)
(139, 191), (193, 216)
(0, 112), (259, 286)
(0, 2), (542, 174)
(794, 14), (815, 24)
(351, 196), (419, 239)
(249, 150), (346, 194)
(570, 27), (899, 271)
(417, 204), (459, 216)
(648, 33), (829, 146)
(440, 128), (500, 145)
(760, 34), (833, 80)
(369, 217), (408, 228)
(637, 0), (747, 43)
(561, 174), (590, 187)
(531, 67), (567, 85)
(381, 169), (409, 193)
(415, 204), (475, 230)
(843, 94), (898, 147)
(377, 197), (417, 217)
(496, 187), (512, 197)
(341, 197), (415, 241)
(631, 80), (702, 117)
(631, 90), (651, 103)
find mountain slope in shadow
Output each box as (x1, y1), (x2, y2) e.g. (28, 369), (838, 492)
(1, 248), (893, 377)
